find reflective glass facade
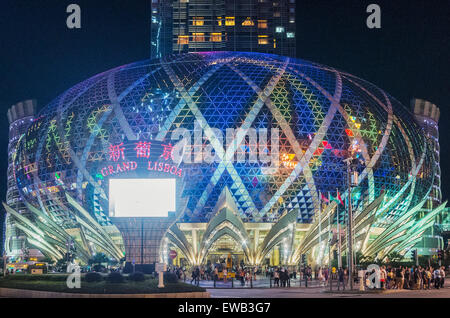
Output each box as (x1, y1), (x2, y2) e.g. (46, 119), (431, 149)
(5, 52), (442, 264)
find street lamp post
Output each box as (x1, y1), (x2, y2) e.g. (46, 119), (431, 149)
(343, 158), (354, 290)
(3, 253), (7, 277)
(343, 154), (362, 291)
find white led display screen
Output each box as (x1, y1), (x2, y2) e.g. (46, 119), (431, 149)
(109, 179), (175, 217)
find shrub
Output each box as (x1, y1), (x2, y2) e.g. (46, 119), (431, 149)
(128, 272), (146, 282)
(3, 274), (68, 281)
(106, 272), (124, 283)
(47, 275), (70, 281)
(4, 274), (42, 281)
(84, 272), (103, 283)
(163, 272), (178, 284)
(92, 264), (105, 272)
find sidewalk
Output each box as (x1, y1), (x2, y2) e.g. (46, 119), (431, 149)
(189, 277), (334, 289)
(207, 280), (450, 298)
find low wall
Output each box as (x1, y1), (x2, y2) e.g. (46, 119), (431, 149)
(0, 287), (210, 298)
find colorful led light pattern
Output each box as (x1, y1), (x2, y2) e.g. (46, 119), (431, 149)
(13, 52), (434, 231)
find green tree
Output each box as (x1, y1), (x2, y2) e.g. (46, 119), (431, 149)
(331, 255), (347, 269)
(108, 258), (119, 267)
(40, 256), (54, 264)
(88, 253), (109, 266)
(360, 255), (376, 267)
(385, 251), (404, 267)
(55, 258), (67, 272)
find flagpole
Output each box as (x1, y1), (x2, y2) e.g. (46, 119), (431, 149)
(328, 193), (332, 275)
(318, 190), (322, 266)
(328, 192), (332, 290)
(337, 189), (342, 269)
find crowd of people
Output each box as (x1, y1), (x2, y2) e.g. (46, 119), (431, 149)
(264, 265), (350, 289)
(372, 265), (446, 290)
(167, 264), (259, 286)
(166, 262), (448, 291)
(266, 267), (292, 287)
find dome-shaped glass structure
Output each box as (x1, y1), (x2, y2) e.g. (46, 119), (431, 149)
(8, 52), (440, 264)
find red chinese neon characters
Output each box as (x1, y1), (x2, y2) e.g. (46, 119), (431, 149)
(109, 143), (125, 162)
(135, 141), (152, 158)
(102, 141), (183, 178)
(160, 143), (174, 160)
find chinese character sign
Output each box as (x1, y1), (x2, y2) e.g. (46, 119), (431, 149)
(109, 143), (125, 162)
(161, 143), (174, 161)
(135, 141), (152, 158)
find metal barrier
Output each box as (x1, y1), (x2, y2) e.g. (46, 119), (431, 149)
(269, 277), (292, 288)
(200, 274), (340, 289)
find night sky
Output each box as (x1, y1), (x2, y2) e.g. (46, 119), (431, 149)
(0, 0), (449, 245)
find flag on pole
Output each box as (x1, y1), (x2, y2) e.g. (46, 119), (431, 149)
(321, 192), (329, 203)
(329, 194), (340, 205)
(337, 190), (344, 206)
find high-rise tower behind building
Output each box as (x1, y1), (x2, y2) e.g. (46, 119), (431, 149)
(151, 0), (296, 59)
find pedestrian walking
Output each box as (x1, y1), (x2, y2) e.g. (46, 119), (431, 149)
(440, 266), (445, 288)
(274, 268), (280, 287)
(338, 267), (345, 290)
(380, 265), (387, 289)
(433, 267), (441, 289)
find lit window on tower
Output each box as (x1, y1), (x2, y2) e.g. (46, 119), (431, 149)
(192, 33), (205, 42)
(210, 33), (222, 42)
(225, 17), (235, 26)
(276, 26), (285, 33)
(242, 17), (255, 26)
(258, 20), (268, 29)
(286, 32), (295, 38)
(192, 17), (204, 26)
(217, 17), (222, 26)
(177, 35), (189, 45)
(258, 35), (269, 45)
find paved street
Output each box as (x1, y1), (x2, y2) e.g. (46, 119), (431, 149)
(206, 280), (450, 298)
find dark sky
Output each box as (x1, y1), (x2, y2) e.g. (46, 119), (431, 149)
(0, 0), (449, 238)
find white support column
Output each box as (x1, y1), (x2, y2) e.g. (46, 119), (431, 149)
(192, 229), (198, 264)
(254, 229), (259, 253)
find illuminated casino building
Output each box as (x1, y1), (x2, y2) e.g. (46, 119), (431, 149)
(3, 52), (447, 267)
